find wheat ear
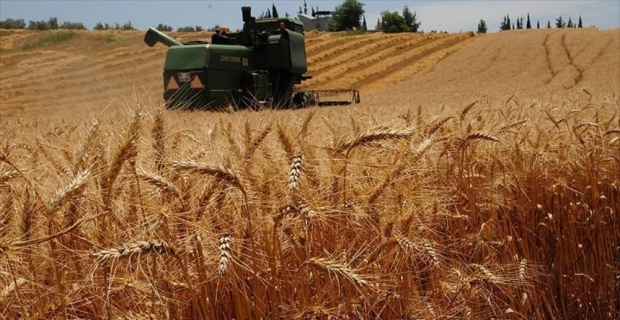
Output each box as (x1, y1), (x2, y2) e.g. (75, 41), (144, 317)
(171, 160), (245, 195)
(306, 257), (370, 287)
(288, 155), (304, 193)
(136, 168), (180, 197)
(217, 233), (232, 277)
(49, 169), (90, 214)
(336, 126), (415, 155)
(91, 240), (175, 260)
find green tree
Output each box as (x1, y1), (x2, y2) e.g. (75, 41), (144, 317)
(48, 17), (59, 29)
(526, 13), (531, 29)
(156, 23), (173, 32)
(329, 0), (365, 31)
(477, 19), (487, 34)
(272, 4), (279, 18)
(555, 16), (566, 28)
(567, 17), (573, 28)
(578, 15), (583, 28)
(547, 20), (551, 28)
(537, 20), (540, 29)
(500, 14), (511, 31)
(177, 26), (196, 32)
(378, 10), (407, 33)
(362, 15), (367, 31)
(402, 6), (421, 32)
(122, 21), (134, 30)
(0, 18), (26, 29)
(60, 21), (86, 30)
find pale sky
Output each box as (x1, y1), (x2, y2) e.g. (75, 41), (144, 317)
(1, 1), (618, 33)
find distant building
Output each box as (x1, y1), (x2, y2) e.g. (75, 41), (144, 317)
(298, 10), (332, 31)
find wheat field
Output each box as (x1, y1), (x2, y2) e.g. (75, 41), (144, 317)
(0, 27), (619, 319)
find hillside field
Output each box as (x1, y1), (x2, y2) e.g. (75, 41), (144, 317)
(0, 28), (619, 319)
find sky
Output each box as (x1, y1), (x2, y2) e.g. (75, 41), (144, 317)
(1, 0), (619, 33)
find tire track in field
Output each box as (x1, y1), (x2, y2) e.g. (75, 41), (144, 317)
(560, 33), (584, 88)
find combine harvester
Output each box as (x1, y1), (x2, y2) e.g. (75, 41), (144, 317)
(145, 6), (360, 110)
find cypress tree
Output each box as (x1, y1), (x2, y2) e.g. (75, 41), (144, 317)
(526, 13), (531, 29)
(578, 15), (583, 28)
(272, 4), (279, 18)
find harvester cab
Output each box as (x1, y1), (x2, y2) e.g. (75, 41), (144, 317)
(144, 6), (360, 110)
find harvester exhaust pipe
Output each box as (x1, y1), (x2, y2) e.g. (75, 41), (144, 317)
(144, 27), (183, 47)
(241, 6), (252, 22)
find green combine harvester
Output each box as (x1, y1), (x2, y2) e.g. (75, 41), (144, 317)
(145, 6), (360, 109)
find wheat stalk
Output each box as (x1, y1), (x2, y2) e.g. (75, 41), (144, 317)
(91, 240), (175, 260)
(151, 111), (165, 172)
(603, 128), (620, 136)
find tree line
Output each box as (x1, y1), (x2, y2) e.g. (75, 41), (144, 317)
(0, 17), (86, 30)
(477, 14), (584, 34)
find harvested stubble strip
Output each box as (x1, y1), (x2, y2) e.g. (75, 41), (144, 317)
(91, 240), (175, 260)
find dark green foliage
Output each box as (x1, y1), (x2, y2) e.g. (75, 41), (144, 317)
(329, 0), (365, 31)
(547, 20), (551, 28)
(1, 17), (85, 30)
(402, 6), (421, 32)
(177, 26), (196, 32)
(156, 23), (173, 32)
(477, 19), (487, 34)
(567, 17), (574, 28)
(378, 10), (407, 33)
(516, 17), (523, 29)
(0, 18), (27, 29)
(272, 4), (279, 18)
(60, 21), (86, 30)
(555, 16), (566, 28)
(526, 13), (531, 29)
(500, 14), (511, 31)
(578, 15), (583, 28)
